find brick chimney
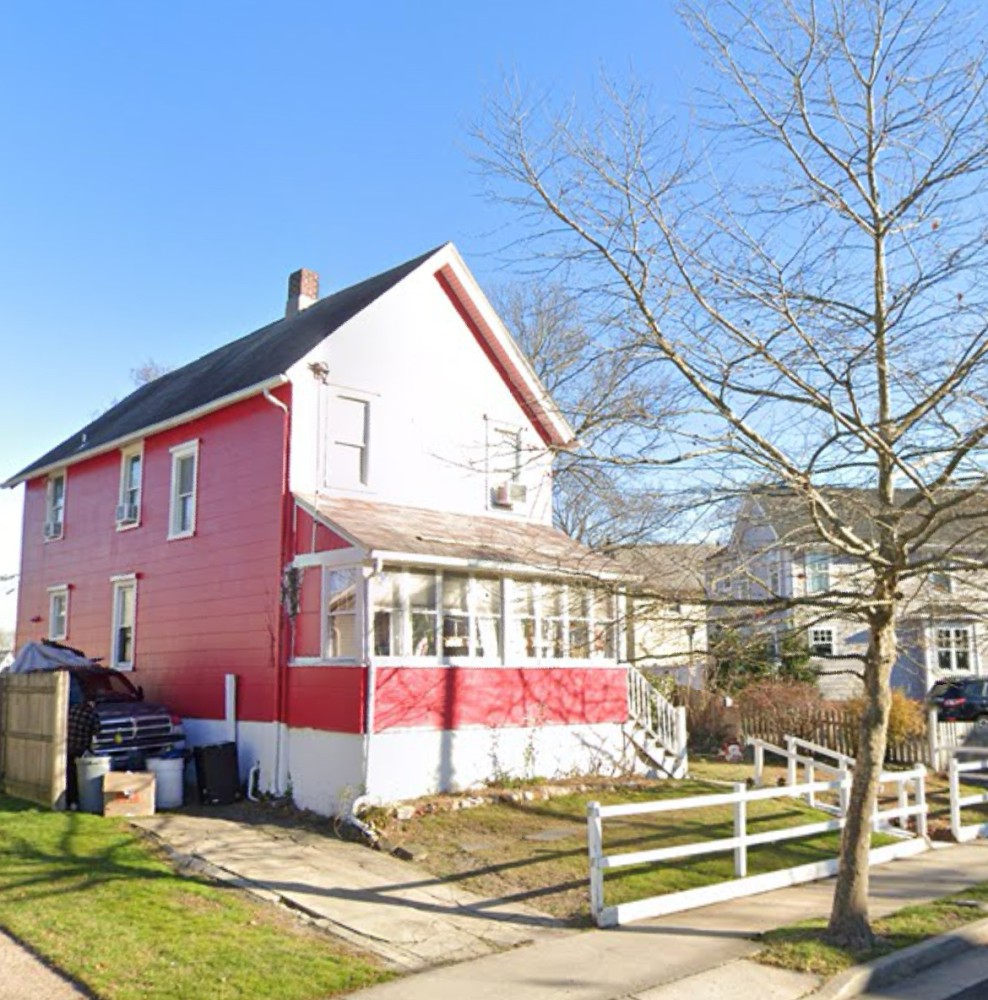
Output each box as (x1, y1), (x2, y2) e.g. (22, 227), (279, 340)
(285, 268), (319, 317)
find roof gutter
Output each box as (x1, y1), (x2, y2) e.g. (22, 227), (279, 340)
(3, 375), (289, 488)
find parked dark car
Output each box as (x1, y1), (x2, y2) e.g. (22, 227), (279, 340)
(928, 676), (988, 724)
(8, 641), (184, 766)
(67, 665), (185, 765)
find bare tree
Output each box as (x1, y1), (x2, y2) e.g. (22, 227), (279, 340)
(477, 0), (988, 947)
(494, 281), (687, 545)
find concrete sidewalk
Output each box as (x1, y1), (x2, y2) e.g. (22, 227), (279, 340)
(346, 840), (988, 1000)
(135, 806), (988, 1000)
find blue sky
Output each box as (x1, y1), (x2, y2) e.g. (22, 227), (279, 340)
(0, 1), (697, 632)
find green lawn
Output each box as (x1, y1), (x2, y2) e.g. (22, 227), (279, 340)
(0, 795), (392, 1000)
(366, 774), (890, 924)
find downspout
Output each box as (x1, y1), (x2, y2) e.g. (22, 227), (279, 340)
(362, 555), (384, 801)
(263, 388), (292, 794)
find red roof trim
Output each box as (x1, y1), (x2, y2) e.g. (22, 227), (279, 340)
(434, 265), (567, 447)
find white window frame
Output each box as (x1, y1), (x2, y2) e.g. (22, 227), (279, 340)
(110, 575), (137, 671)
(324, 393), (371, 489)
(810, 627), (835, 657)
(47, 585), (69, 641)
(116, 443), (144, 530)
(806, 552), (831, 594)
(44, 470), (66, 541)
(935, 624), (975, 673)
(321, 565), (362, 662)
(168, 440), (199, 540)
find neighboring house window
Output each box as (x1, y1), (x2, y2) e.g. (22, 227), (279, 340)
(930, 567), (953, 593)
(48, 585), (69, 640)
(44, 471), (66, 540)
(937, 626), (973, 672)
(769, 559), (782, 596)
(110, 577), (137, 670)
(168, 440), (199, 539)
(328, 395), (370, 488)
(806, 553), (830, 593)
(117, 445), (143, 527)
(810, 627), (835, 657)
(324, 568), (359, 659)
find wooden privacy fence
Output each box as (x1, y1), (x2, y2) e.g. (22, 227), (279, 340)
(0, 671), (68, 809)
(586, 767), (929, 927)
(741, 705), (971, 770)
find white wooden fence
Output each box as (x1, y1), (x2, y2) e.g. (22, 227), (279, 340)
(587, 766), (929, 927)
(948, 747), (988, 843)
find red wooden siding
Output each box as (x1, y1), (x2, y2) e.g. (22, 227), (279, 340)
(285, 666), (365, 732)
(293, 506), (352, 556)
(373, 666), (628, 732)
(15, 390), (290, 722)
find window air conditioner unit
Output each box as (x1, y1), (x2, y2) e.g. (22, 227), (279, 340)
(116, 502), (139, 524)
(508, 483), (528, 504)
(43, 520), (63, 540)
(492, 483), (514, 509)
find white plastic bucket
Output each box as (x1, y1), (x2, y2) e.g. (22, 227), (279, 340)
(146, 756), (184, 809)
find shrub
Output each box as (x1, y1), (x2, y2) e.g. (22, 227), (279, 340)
(846, 689), (926, 746)
(677, 685), (737, 751)
(736, 680), (825, 743)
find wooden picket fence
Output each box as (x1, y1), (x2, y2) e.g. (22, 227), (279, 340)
(739, 705), (960, 770)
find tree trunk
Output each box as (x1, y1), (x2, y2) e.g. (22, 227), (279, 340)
(826, 599), (896, 949)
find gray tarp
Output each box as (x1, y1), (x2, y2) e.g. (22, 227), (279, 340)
(5, 641), (97, 673)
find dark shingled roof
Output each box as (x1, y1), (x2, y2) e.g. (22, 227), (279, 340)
(747, 486), (988, 551)
(6, 245), (444, 485)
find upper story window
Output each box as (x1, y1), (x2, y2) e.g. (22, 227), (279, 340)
(937, 625), (973, 672)
(48, 585), (69, 640)
(806, 552), (830, 594)
(930, 566), (954, 593)
(110, 576), (137, 671)
(327, 395), (370, 488)
(44, 471), (66, 541)
(116, 445), (143, 528)
(168, 440), (199, 539)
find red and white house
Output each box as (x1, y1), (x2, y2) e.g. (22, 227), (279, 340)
(6, 244), (676, 813)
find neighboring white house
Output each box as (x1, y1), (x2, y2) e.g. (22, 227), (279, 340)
(616, 544), (714, 689)
(709, 488), (988, 700)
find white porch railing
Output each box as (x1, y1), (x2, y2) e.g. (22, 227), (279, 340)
(587, 766), (929, 927)
(626, 666), (688, 778)
(948, 747), (988, 842)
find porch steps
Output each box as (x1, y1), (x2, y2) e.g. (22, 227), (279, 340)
(626, 666), (688, 779)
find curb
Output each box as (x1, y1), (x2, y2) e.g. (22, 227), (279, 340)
(810, 915), (988, 998)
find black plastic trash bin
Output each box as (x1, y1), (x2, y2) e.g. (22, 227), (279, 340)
(194, 742), (240, 805)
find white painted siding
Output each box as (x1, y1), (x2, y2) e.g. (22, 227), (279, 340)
(288, 255), (555, 524)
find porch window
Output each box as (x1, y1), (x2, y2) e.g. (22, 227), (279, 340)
(372, 572), (405, 657)
(568, 587), (592, 658)
(810, 627), (835, 657)
(473, 576), (502, 659)
(510, 580), (538, 659)
(937, 626), (973, 672)
(442, 574), (471, 656)
(591, 590), (617, 659)
(541, 583), (566, 658)
(324, 568), (358, 659)
(409, 571), (438, 656)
